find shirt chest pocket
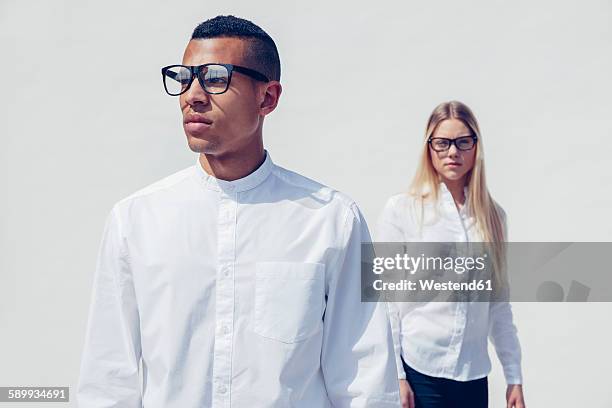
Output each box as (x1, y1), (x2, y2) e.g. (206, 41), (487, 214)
(252, 262), (325, 344)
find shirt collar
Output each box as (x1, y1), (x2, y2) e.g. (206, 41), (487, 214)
(194, 150), (274, 193)
(439, 182), (470, 215)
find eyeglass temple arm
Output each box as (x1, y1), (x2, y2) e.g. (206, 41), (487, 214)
(232, 65), (269, 82)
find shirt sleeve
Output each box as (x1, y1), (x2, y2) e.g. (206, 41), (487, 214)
(488, 205), (523, 385)
(375, 197), (407, 380)
(488, 301), (523, 384)
(77, 205), (143, 407)
(385, 302), (406, 380)
(375, 196), (406, 243)
(320, 203), (401, 407)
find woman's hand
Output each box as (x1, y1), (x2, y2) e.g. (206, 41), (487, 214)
(506, 384), (526, 408)
(399, 379), (415, 408)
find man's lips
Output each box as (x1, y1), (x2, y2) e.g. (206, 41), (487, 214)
(184, 115), (212, 133)
(184, 122), (212, 133)
(184, 114), (212, 125)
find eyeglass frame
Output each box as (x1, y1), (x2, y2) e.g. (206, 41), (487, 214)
(161, 63), (270, 96)
(427, 135), (478, 152)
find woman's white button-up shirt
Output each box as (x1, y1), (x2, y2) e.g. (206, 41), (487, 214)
(376, 183), (523, 384)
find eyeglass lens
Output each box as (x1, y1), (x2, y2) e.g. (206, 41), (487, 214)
(430, 137), (475, 151)
(164, 65), (230, 95)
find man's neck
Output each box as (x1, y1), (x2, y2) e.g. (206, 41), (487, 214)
(199, 145), (266, 182)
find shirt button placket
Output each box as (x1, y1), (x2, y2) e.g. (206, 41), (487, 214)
(443, 302), (465, 377)
(212, 187), (237, 408)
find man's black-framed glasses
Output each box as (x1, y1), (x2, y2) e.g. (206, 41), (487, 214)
(428, 135), (478, 152)
(161, 63), (269, 96)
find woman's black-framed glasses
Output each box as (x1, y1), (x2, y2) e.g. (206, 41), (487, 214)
(428, 135), (478, 152)
(161, 63), (270, 96)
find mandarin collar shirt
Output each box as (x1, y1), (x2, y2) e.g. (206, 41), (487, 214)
(77, 151), (400, 407)
(376, 183), (523, 384)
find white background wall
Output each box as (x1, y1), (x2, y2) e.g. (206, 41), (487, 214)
(1, 0), (611, 406)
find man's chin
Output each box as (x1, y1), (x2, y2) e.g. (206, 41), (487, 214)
(186, 135), (220, 154)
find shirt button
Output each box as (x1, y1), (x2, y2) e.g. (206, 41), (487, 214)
(223, 267), (230, 277)
(217, 384), (227, 394)
(222, 325), (231, 334)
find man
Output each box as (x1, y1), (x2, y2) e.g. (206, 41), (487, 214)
(77, 15), (399, 407)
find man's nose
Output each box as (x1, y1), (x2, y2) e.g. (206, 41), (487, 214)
(183, 77), (210, 106)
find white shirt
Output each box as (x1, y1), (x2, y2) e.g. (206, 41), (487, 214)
(376, 183), (523, 384)
(77, 151), (400, 408)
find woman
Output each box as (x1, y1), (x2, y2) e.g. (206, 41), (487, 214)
(377, 101), (526, 408)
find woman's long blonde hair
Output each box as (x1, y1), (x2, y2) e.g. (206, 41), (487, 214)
(409, 100), (507, 290)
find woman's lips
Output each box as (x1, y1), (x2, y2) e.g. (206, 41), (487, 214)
(446, 162), (462, 167)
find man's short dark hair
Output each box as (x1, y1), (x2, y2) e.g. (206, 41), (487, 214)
(191, 15), (281, 82)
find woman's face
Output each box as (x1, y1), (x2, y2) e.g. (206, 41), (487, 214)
(429, 118), (476, 183)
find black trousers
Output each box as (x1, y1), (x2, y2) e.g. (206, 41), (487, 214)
(402, 358), (488, 408)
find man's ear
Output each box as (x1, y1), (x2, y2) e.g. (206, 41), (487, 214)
(259, 81), (282, 116)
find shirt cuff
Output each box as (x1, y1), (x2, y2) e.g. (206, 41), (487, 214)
(503, 364), (523, 385)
